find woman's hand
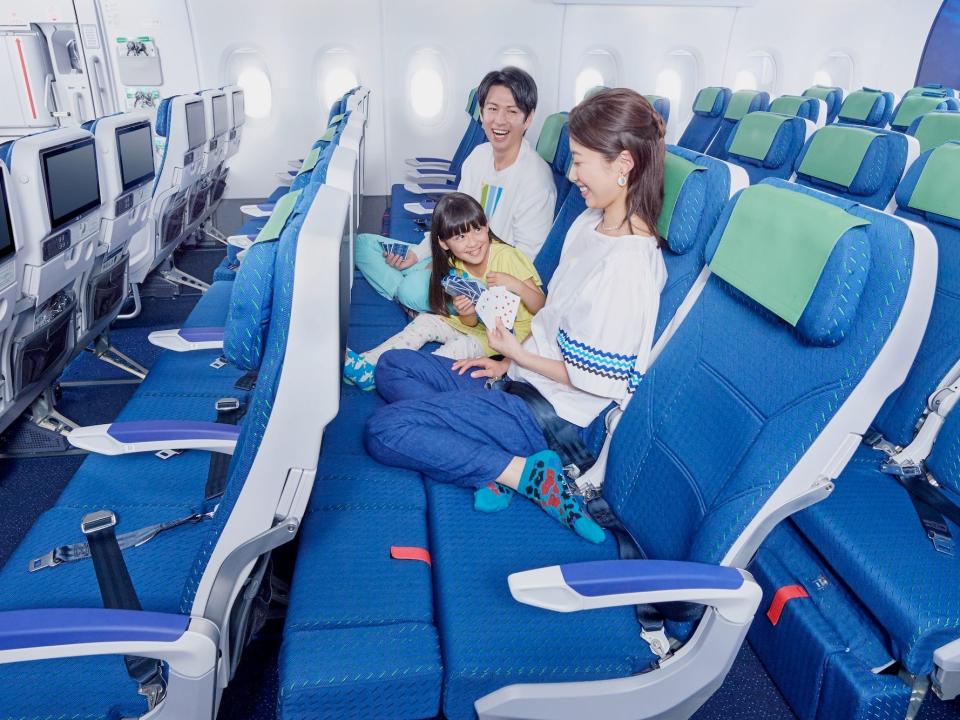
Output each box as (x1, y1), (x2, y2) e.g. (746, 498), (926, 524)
(487, 318), (525, 360)
(384, 251), (417, 270)
(452, 294), (476, 316)
(486, 271), (523, 294)
(451, 356), (511, 379)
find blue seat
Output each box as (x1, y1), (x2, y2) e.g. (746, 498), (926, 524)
(706, 89), (770, 158)
(769, 95), (824, 125)
(793, 124), (911, 209)
(678, 86), (731, 152)
(907, 109), (960, 152)
(802, 85), (844, 124)
(834, 87), (895, 128)
(889, 91), (959, 133)
(715, 112), (808, 182)
(645, 94), (671, 124)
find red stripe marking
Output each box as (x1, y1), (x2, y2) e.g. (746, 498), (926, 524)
(390, 546), (432, 567)
(15, 38), (37, 120)
(766, 584), (809, 626)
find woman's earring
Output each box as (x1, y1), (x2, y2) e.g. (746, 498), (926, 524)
(617, 173), (627, 187)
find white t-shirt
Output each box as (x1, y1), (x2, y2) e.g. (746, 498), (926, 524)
(412, 139), (556, 262)
(508, 209), (667, 427)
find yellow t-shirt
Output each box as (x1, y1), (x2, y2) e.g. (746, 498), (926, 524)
(443, 242), (542, 355)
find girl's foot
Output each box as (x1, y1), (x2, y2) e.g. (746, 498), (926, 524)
(343, 348), (376, 391)
(517, 450), (605, 543)
(474, 482), (514, 512)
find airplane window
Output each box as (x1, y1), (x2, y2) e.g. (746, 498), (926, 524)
(498, 48), (536, 77)
(228, 50), (272, 120)
(324, 67), (359, 112)
(575, 69), (605, 103)
(813, 70), (833, 87)
(574, 49), (618, 104)
(816, 53), (854, 92)
(740, 51), (778, 94)
(734, 70), (758, 91)
(409, 50), (445, 121)
(658, 49), (699, 142)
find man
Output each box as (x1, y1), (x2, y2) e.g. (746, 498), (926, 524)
(355, 66), (556, 312)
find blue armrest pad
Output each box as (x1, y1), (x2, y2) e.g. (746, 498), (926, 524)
(108, 421), (242, 444)
(257, 202), (276, 212)
(0, 609), (188, 651)
(178, 326), (225, 343)
(418, 182), (456, 191)
(415, 156), (449, 163)
(560, 560), (744, 597)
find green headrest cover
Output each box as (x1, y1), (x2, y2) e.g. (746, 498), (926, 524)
(725, 91), (760, 121)
(839, 90), (882, 121)
(656, 153), (705, 242)
(297, 146), (322, 176)
(536, 113), (568, 164)
(891, 94), (947, 129)
(255, 189), (303, 244)
(905, 85), (952, 98)
(769, 95), (807, 116)
(709, 184), (868, 326)
(693, 87), (721, 114)
(319, 126), (336, 143)
(908, 141), (960, 221)
(644, 94), (665, 105)
(327, 113), (344, 127)
(466, 87), (478, 115)
(914, 112), (960, 152)
(728, 112), (790, 161)
(803, 85), (838, 102)
(797, 125), (880, 187)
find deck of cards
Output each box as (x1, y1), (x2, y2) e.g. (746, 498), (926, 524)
(475, 286), (521, 331)
(441, 269), (486, 304)
(379, 240), (413, 260)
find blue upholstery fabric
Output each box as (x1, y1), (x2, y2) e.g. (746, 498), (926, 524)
(705, 92), (771, 158)
(678, 86), (732, 153)
(0, 140), (14, 171)
(802, 86), (844, 124)
(182, 279), (234, 327)
(153, 96), (175, 192)
(889, 94), (959, 132)
(794, 126), (908, 209)
(551, 123), (573, 214)
(836, 89), (895, 128)
(533, 184), (587, 287)
(927, 405), (960, 495)
(222, 237), (278, 371)
(748, 522), (911, 720)
(719, 114), (807, 182)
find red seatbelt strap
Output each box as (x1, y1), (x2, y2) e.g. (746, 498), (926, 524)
(766, 584), (809, 626)
(390, 546), (432, 567)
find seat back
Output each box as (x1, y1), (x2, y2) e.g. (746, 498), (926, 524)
(644, 94), (671, 124)
(224, 86), (244, 161)
(0, 159), (22, 433)
(534, 113), (572, 214)
(449, 87), (486, 182)
(871, 141), (960, 446)
(907, 109), (960, 152)
(717, 112), (809, 182)
(678, 86), (731, 152)
(904, 83), (956, 99)
(128, 95), (207, 284)
(77, 113), (155, 345)
(770, 95), (826, 127)
(802, 85), (844, 124)
(926, 405), (960, 496)
(793, 124), (914, 210)
(706, 89), (770, 158)
(835, 87), (895, 128)
(889, 91), (959, 133)
(604, 179), (935, 569)
(199, 89), (230, 176)
(0, 128), (103, 431)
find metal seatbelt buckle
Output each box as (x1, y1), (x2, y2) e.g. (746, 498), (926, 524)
(155, 449), (181, 460)
(880, 460), (924, 479)
(215, 397), (241, 413)
(640, 626), (671, 660)
(930, 530), (956, 557)
(28, 551), (62, 573)
(209, 356), (228, 369)
(81, 510), (117, 536)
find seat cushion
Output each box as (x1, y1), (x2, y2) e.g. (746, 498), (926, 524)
(182, 280), (234, 327)
(426, 481), (658, 720)
(793, 445), (960, 675)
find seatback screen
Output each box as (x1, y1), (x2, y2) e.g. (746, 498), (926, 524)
(213, 94), (228, 135)
(0, 172), (15, 264)
(232, 91), (245, 127)
(41, 138), (100, 230)
(185, 101), (206, 149)
(116, 121), (155, 191)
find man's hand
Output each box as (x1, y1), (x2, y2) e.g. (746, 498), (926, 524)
(384, 250), (418, 269)
(451, 356), (511, 379)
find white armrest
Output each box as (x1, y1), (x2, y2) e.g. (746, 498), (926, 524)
(68, 421), (241, 456)
(148, 327), (225, 352)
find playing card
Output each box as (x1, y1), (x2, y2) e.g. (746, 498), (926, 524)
(475, 286), (521, 331)
(379, 240), (410, 260)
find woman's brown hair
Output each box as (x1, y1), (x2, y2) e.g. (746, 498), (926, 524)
(567, 88), (667, 247)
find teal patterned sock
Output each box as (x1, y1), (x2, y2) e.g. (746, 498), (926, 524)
(473, 481), (514, 512)
(517, 450), (605, 544)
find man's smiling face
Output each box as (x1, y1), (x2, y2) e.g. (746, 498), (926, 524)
(481, 84), (532, 154)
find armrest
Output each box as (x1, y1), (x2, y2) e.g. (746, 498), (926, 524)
(226, 234), (256, 250)
(240, 202), (275, 218)
(68, 420), (240, 455)
(407, 168), (456, 181)
(148, 326), (225, 351)
(405, 156), (451, 169)
(403, 182), (458, 195)
(276, 171), (294, 185)
(288, 158), (304, 168)
(402, 201), (435, 216)
(0, 608), (218, 679)
(509, 559), (762, 624)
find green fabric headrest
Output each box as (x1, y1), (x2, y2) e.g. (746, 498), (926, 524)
(891, 94), (947, 130)
(255, 189), (303, 244)
(839, 90), (881, 121)
(908, 142), (960, 221)
(914, 112), (960, 152)
(656, 153), (705, 245)
(536, 113), (568, 164)
(797, 125), (880, 188)
(728, 112), (790, 161)
(769, 95), (807, 116)
(725, 91), (760, 121)
(693, 87), (721, 114)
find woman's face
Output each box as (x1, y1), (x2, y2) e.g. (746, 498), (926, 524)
(440, 225), (491, 266)
(568, 137), (625, 210)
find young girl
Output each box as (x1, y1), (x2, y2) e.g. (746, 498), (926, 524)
(364, 88), (667, 543)
(343, 193), (545, 390)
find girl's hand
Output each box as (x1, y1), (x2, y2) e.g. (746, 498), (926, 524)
(452, 294), (476, 316)
(451, 356), (511, 379)
(486, 271), (523, 294)
(487, 318), (524, 360)
(384, 251), (417, 270)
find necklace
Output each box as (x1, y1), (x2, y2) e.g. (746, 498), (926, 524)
(600, 216), (625, 232)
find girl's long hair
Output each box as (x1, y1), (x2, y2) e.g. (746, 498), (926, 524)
(567, 88), (667, 247)
(427, 192), (499, 316)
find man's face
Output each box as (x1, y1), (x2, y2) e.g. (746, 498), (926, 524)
(481, 84), (533, 153)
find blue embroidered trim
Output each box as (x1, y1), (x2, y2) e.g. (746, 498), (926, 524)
(557, 328), (639, 383)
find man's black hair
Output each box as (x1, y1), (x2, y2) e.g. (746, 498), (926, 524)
(477, 66), (538, 118)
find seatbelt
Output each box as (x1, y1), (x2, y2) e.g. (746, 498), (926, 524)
(80, 510), (167, 710)
(29, 509), (215, 572)
(205, 397), (244, 501)
(234, 370), (258, 391)
(881, 461), (959, 557)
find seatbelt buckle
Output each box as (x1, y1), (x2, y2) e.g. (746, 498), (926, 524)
(930, 530), (956, 556)
(209, 356), (228, 369)
(880, 460), (924, 479)
(81, 510), (117, 536)
(28, 550), (62, 573)
(215, 397), (241, 413)
(138, 679), (167, 711)
(640, 626), (671, 660)
(155, 448), (181, 460)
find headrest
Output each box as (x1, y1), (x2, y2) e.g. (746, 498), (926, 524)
(692, 87), (727, 117)
(656, 150), (708, 253)
(553, 124), (572, 176)
(155, 96), (176, 138)
(466, 87), (478, 115)
(906, 83), (955, 99)
(910, 110), (960, 152)
(0, 141), (12, 171)
(803, 85), (844, 123)
(536, 112), (568, 164)
(890, 93), (958, 131)
(837, 88), (887, 124)
(644, 94), (670, 123)
(705, 182), (871, 346)
(724, 90), (768, 121)
(770, 95), (819, 122)
(898, 141), (960, 225)
(796, 125), (888, 193)
(726, 112), (792, 164)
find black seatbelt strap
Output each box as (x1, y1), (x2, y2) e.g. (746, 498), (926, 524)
(234, 370), (258, 391)
(883, 462), (959, 556)
(80, 510), (166, 709)
(205, 397), (244, 501)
